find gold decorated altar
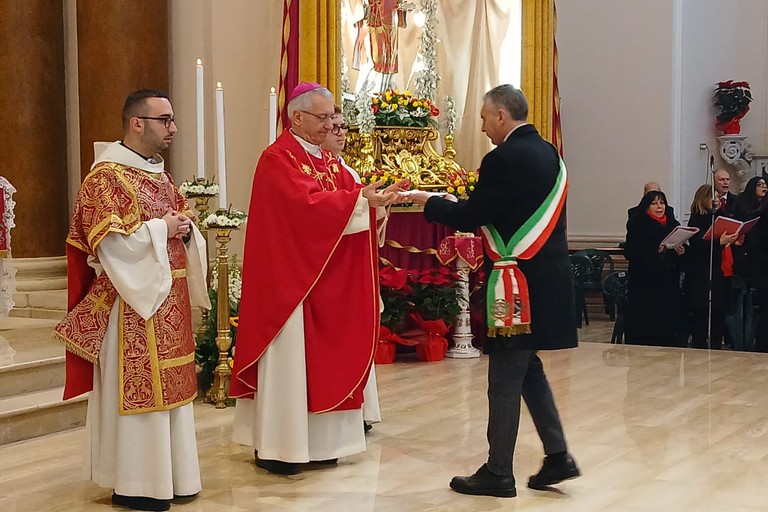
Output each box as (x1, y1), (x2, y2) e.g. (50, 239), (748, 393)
(342, 126), (466, 191)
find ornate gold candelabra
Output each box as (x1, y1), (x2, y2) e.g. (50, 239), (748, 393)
(191, 193), (213, 337)
(205, 227), (235, 408)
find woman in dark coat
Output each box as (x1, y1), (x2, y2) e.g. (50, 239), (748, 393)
(624, 191), (686, 346)
(733, 176), (768, 351)
(684, 184), (738, 349)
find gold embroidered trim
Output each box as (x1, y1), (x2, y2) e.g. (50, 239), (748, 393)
(159, 352), (194, 369)
(171, 269), (187, 278)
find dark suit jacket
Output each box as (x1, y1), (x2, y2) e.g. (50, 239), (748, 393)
(719, 192), (738, 218)
(424, 124), (577, 351)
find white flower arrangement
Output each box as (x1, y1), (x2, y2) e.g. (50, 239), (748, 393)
(179, 178), (220, 197)
(201, 208), (247, 229)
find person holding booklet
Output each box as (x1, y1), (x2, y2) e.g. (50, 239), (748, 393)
(624, 190), (686, 346)
(684, 184), (739, 349)
(733, 176), (768, 351)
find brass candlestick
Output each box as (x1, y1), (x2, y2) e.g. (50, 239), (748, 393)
(443, 133), (456, 161)
(191, 193), (213, 338)
(205, 227), (235, 408)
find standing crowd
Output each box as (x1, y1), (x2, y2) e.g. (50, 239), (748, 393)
(624, 170), (768, 351)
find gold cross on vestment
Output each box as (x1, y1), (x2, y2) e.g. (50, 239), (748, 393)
(90, 291), (111, 314)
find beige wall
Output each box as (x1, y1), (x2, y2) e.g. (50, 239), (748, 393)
(168, 0), (284, 257)
(558, 0), (768, 243)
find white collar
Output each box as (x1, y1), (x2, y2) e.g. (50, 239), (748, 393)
(91, 141), (165, 173)
(503, 122), (529, 142)
(290, 130), (322, 158)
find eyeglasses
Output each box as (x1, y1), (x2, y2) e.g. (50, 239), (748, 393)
(758, 182), (768, 187)
(331, 123), (349, 135)
(137, 116), (176, 129)
(299, 110), (333, 123)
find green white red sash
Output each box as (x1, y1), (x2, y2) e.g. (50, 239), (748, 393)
(480, 159), (567, 337)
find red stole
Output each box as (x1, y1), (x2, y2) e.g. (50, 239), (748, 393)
(230, 130), (379, 413)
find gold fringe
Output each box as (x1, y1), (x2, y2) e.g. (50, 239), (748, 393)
(51, 331), (99, 364)
(487, 324), (532, 338)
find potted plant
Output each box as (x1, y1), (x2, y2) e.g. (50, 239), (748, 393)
(713, 80), (752, 135)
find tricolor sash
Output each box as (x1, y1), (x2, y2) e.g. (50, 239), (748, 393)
(480, 159), (567, 337)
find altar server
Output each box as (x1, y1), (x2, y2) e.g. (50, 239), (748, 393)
(54, 89), (210, 511)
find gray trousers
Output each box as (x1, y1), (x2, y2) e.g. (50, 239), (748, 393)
(486, 350), (568, 476)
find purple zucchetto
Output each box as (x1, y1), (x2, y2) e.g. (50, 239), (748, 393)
(288, 81), (324, 102)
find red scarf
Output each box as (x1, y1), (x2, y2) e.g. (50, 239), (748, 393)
(646, 210), (667, 226)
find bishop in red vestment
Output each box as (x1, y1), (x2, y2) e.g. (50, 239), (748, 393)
(231, 83), (402, 475)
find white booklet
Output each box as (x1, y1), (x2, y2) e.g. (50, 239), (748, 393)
(661, 226), (699, 248)
(400, 190), (446, 198)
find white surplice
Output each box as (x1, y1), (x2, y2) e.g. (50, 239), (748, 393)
(84, 212), (210, 499)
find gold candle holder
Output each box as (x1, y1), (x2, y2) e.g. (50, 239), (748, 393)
(190, 193), (214, 338)
(443, 133), (456, 161)
(205, 227), (235, 408)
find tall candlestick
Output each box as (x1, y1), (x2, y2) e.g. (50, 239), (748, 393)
(196, 59), (205, 179)
(269, 86), (277, 143)
(215, 81), (227, 209)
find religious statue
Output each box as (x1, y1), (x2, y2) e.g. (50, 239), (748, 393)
(351, 0), (408, 92)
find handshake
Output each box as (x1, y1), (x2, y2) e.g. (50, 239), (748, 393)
(362, 178), (458, 207)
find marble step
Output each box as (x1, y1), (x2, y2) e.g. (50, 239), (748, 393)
(11, 289), (67, 320)
(0, 386), (87, 445)
(0, 357), (65, 399)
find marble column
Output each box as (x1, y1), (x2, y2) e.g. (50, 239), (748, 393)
(0, 1), (69, 257)
(76, 0), (170, 179)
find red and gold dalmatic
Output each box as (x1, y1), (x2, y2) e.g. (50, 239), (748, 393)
(54, 163), (198, 415)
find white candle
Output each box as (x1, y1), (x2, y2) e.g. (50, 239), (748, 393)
(269, 86), (277, 143)
(215, 82), (227, 209)
(196, 59), (205, 179)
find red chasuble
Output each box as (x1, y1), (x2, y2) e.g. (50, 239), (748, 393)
(230, 130), (380, 413)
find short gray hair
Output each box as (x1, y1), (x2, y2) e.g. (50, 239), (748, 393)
(484, 84), (528, 122)
(287, 87), (334, 119)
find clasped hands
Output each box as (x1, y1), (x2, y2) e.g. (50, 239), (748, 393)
(162, 208), (193, 239)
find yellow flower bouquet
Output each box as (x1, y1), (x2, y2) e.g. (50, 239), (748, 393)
(371, 89), (440, 128)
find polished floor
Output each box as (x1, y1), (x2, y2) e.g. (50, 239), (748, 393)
(2, 339), (768, 511)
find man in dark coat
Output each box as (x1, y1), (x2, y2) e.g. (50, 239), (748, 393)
(409, 84), (579, 498)
(715, 168), (738, 218)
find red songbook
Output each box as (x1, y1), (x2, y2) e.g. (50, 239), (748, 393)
(702, 216), (760, 241)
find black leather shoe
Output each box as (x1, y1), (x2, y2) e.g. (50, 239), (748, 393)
(311, 458), (338, 465)
(111, 493), (170, 511)
(449, 464), (517, 497)
(527, 453), (581, 490)
(255, 450), (300, 475)
(364, 421), (373, 433)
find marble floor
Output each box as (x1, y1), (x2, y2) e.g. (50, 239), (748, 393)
(2, 339), (768, 511)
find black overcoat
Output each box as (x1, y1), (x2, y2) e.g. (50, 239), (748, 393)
(684, 212), (727, 310)
(424, 124), (577, 351)
(623, 211), (684, 345)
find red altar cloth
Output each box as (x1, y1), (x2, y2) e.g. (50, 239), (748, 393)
(380, 210), (454, 270)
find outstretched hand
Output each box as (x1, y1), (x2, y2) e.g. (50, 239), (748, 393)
(363, 180), (407, 207)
